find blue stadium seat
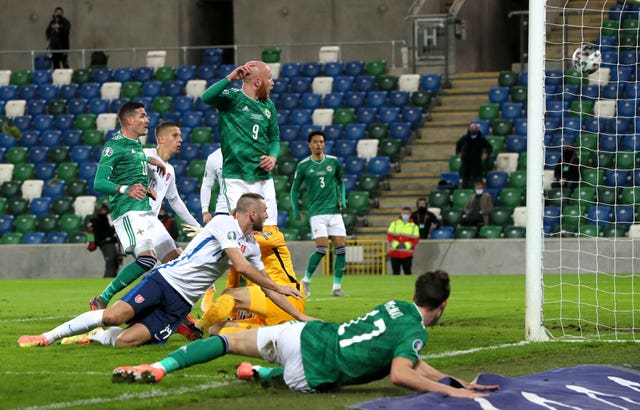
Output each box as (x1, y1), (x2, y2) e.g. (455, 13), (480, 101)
(489, 86), (510, 105)
(344, 156), (366, 175)
(501, 102), (524, 120)
(619, 49), (637, 65)
(279, 124), (300, 142)
(182, 110), (202, 128)
(420, 73), (442, 93)
(486, 171), (509, 189)
(599, 134), (621, 152)
(58, 84), (78, 100)
(277, 109), (290, 125)
(132, 96), (152, 112)
(38, 84), (59, 101)
(378, 106), (401, 123)
(333, 76), (355, 92)
(401, 106), (422, 128)
(133, 66), (154, 82)
(79, 82), (100, 100)
(506, 135), (527, 153)
(22, 131), (41, 148)
(289, 108), (313, 126)
(170, 159), (187, 178)
(0, 85), (17, 100)
(342, 174), (358, 194)
(185, 193), (202, 216)
(300, 93), (322, 110)
(91, 67), (112, 83)
(23, 231), (46, 244)
(612, 205), (635, 226)
(0, 215), (15, 235)
(344, 91), (366, 108)
(71, 145), (92, 164)
(88, 98), (109, 115)
(586, 205), (611, 227)
(388, 90), (410, 107)
(279, 93), (300, 110)
(202, 142), (219, 158)
(290, 77), (312, 93)
(142, 81), (162, 98)
(545, 70), (563, 87)
(196, 65), (217, 82)
(583, 117), (604, 134)
(173, 96), (194, 113)
(368, 156), (390, 177)
(201, 110), (218, 128)
(164, 80), (184, 97)
(52, 113), (72, 131)
(31, 69), (52, 85)
(178, 176), (199, 197)
(61, 129), (82, 147)
(356, 107), (378, 125)
(113, 67), (133, 83)
(323, 92), (344, 110)
(324, 124), (343, 141)
(277, 210), (288, 230)
(546, 100), (567, 118)
(17, 84), (38, 100)
(272, 78), (289, 94)
(13, 115), (32, 132)
(0, 132), (16, 148)
(33, 114), (54, 132)
(161, 112), (181, 123)
(27, 99), (46, 115)
(604, 169), (629, 187)
(178, 143), (201, 161)
(323, 61), (343, 77)
(514, 118), (527, 136)
(366, 91), (388, 108)
(334, 140), (357, 157)
(109, 97), (129, 113)
(431, 226), (454, 239)
(601, 83), (624, 100)
(388, 122), (412, 142)
(301, 62), (322, 77)
(299, 125), (321, 139)
(43, 178), (66, 198)
(78, 161), (98, 180)
(544, 149), (561, 170)
(281, 62), (302, 78)
(344, 123), (367, 141)
(354, 75), (375, 92)
(29, 196), (52, 218)
(203, 48), (223, 66)
(28, 145), (48, 163)
(45, 231), (68, 244)
(623, 135), (640, 151)
(67, 97), (88, 115)
(617, 99), (637, 118)
(176, 65), (197, 83)
(343, 60), (365, 76)
(41, 130), (62, 147)
(35, 162), (56, 180)
(290, 140), (310, 161)
(611, 66), (633, 82)
(218, 64), (236, 78)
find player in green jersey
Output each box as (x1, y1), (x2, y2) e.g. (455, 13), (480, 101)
(87, 101), (169, 312)
(112, 270), (500, 399)
(290, 130), (348, 297)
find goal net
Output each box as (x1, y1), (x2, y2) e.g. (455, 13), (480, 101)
(526, 0), (639, 341)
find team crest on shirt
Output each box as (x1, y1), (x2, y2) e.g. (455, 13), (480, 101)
(264, 108), (271, 119)
(240, 244), (246, 252)
(135, 294), (145, 304)
(326, 165), (333, 172)
(412, 339), (424, 353)
(227, 231), (237, 241)
(102, 147), (113, 157)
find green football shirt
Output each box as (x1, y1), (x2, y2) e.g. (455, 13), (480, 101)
(201, 78), (280, 181)
(300, 300), (427, 391)
(94, 131), (151, 219)
(290, 154), (346, 219)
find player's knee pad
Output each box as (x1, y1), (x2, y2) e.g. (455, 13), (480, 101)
(314, 246), (328, 256)
(335, 246), (346, 255)
(135, 254), (157, 271)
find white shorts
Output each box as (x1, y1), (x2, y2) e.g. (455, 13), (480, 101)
(114, 211), (176, 260)
(309, 214), (346, 239)
(256, 321), (311, 392)
(222, 178), (278, 226)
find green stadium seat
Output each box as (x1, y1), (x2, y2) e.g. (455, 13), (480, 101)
(449, 155), (461, 172)
(10, 70), (31, 86)
(577, 224), (600, 238)
(378, 139), (402, 162)
(74, 113), (97, 131)
(615, 151), (636, 170)
(499, 188), (524, 208)
(82, 129), (104, 146)
(346, 191), (370, 216)
(47, 99), (68, 115)
(410, 90), (432, 112)
(57, 162), (79, 182)
(454, 226), (477, 238)
(277, 191), (294, 212)
(12, 163), (35, 182)
(59, 213), (82, 234)
(365, 60), (387, 77)
(287, 215), (309, 232)
(621, 187), (640, 205)
(508, 170), (527, 189)
(6, 147), (28, 164)
(273, 175), (290, 195)
(282, 228), (301, 241)
(66, 179), (87, 197)
(341, 211), (358, 233)
(375, 75), (398, 91)
(367, 123), (389, 140)
(545, 188), (570, 207)
(187, 159), (206, 180)
(562, 205), (583, 229)
(451, 189), (474, 210)
(595, 152), (614, 168)
(597, 187), (619, 206)
(277, 159), (298, 176)
(190, 127), (213, 145)
(478, 103), (500, 121)
(576, 148), (593, 167)
(489, 207), (513, 226)
(581, 167), (604, 187)
(0, 197), (6, 215)
(503, 225), (526, 238)
(38, 214), (59, 232)
(510, 86), (527, 103)
(277, 141), (291, 161)
(151, 96), (173, 113)
(479, 225), (503, 238)
(68, 231), (88, 243)
(47, 145), (70, 164)
(121, 81), (142, 98)
(7, 197), (28, 215)
(498, 71), (518, 87)
(571, 186), (597, 205)
(51, 197), (74, 215)
(72, 68), (92, 84)
(568, 100), (594, 118)
(333, 108), (356, 125)
(575, 132), (598, 149)
(441, 207), (463, 226)
(14, 214), (37, 234)
(155, 66), (176, 82)
(429, 190), (450, 209)
(486, 135), (505, 153)
(601, 19), (620, 37)
(261, 47), (281, 63)
(357, 175), (380, 196)
(1, 232), (23, 244)
(0, 181), (22, 198)
(517, 152), (527, 170)
(603, 224), (628, 238)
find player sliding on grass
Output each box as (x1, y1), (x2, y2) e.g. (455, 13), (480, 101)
(112, 270), (500, 399)
(18, 194), (312, 348)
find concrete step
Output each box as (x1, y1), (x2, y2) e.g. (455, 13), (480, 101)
(419, 127), (463, 138)
(388, 177), (440, 190)
(378, 189), (432, 197)
(430, 111), (478, 123)
(408, 143), (452, 153)
(433, 103), (482, 112)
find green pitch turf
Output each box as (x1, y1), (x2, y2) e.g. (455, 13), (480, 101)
(1, 274), (637, 410)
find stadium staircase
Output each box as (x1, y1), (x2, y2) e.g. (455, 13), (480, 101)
(356, 72), (498, 239)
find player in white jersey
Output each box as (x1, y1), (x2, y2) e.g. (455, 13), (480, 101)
(200, 148), (228, 223)
(18, 193), (311, 348)
(144, 121), (201, 263)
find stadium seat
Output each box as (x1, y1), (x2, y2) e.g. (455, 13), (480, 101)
(0, 180), (21, 198)
(7, 197), (29, 215)
(378, 106), (401, 123)
(503, 225), (526, 238)
(441, 208), (463, 227)
(346, 191), (370, 216)
(388, 90), (410, 108)
(344, 156), (366, 175)
(164, 80), (183, 97)
(1, 232), (23, 244)
(311, 108), (334, 127)
(451, 189), (474, 210)
(13, 163), (35, 182)
(420, 73), (442, 93)
(82, 129), (104, 147)
(356, 107), (378, 125)
(142, 81), (163, 99)
(290, 77), (312, 94)
(375, 75), (398, 92)
(479, 225), (503, 239)
(35, 162), (56, 181)
(74, 113), (97, 131)
(0, 163), (13, 183)
(6, 146), (28, 164)
(334, 140), (357, 158)
(5, 99), (26, 118)
(431, 226), (454, 239)
(356, 139), (379, 161)
(57, 162), (79, 182)
(87, 98), (110, 115)
(14, 213), (37, 234)
(45, 231), (68, 243)
(344, 123), (367, 141)
(23, 231), (46, 244)
(187, 159), (206, 180)
(367, 123), (388, 140)
(489, 207), (513, 226)
(486, 171), (509, 189)
(489, 86), (510, 105)
(378, 138), (402, 162)
(12, 115), (32, 131)
(455, 226), (478, 239)
(300, 93), (323, 110)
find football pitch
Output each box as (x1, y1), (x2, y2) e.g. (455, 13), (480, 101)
(1, 274), (637, 410)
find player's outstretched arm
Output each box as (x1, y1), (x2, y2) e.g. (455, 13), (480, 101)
(261, 286), (319, 322)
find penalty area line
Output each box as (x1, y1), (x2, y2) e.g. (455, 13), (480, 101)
(14, 380), (238, 410)
(424, 340), (530, 359)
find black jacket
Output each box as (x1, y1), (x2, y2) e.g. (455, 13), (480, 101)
(455, 131), (493, 169)
(46, 16), (71, 50)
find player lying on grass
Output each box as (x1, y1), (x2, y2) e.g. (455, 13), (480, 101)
(198, 227), (306, 336)
(18, 194), (312, 348)
(112, 270), (500, 399)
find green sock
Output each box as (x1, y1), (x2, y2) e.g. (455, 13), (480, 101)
(99, 261), (147, 304)
(255, 366), (285, 385)
(304, 251), (325, 282)
(333, 252), (346, 286)
(162, 336), (229, 373)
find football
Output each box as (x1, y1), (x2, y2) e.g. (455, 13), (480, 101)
(571, 44), (602, 75)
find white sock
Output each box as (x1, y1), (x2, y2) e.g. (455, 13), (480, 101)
(91, 327), (123, 346)
(332, 285), (341, 291)
(43, 309), (104, 344)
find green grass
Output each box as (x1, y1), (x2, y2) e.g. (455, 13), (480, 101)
(1, 274), (638, 410)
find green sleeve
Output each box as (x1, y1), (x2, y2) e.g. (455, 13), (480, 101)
(268, 140), (280, 158)
(336, 162), (346, 207)
(94, 164), (118, 194)
(201, 78), (231, 105)
(290, 167), (303, 220)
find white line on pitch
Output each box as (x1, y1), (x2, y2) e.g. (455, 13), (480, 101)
(423, 341), (530, 359)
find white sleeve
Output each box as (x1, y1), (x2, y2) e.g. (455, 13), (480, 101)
(207, 215), (239, 249)
(200, 153), (218, 213)
(245, 242), (265, 272)
(167, 190), (201, 227)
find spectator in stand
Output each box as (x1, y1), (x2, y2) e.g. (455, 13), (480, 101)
(552, 146), (580, 192)
(387, 207), (420, 276)
(455, 123), (493, 189)
(461, 181), (493, 227)
(410, 198), (440, 239)
(87, 204), (122, 278)
(45, 6), (71, 69)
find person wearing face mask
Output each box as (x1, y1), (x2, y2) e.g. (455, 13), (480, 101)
(455, 123), (493, 189)
(461, 181), (494, 227)
(410, 198), (441, 239)
(386, 207), (420, 275)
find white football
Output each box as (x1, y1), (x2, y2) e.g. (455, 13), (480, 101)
(571, 44), (602, 75)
